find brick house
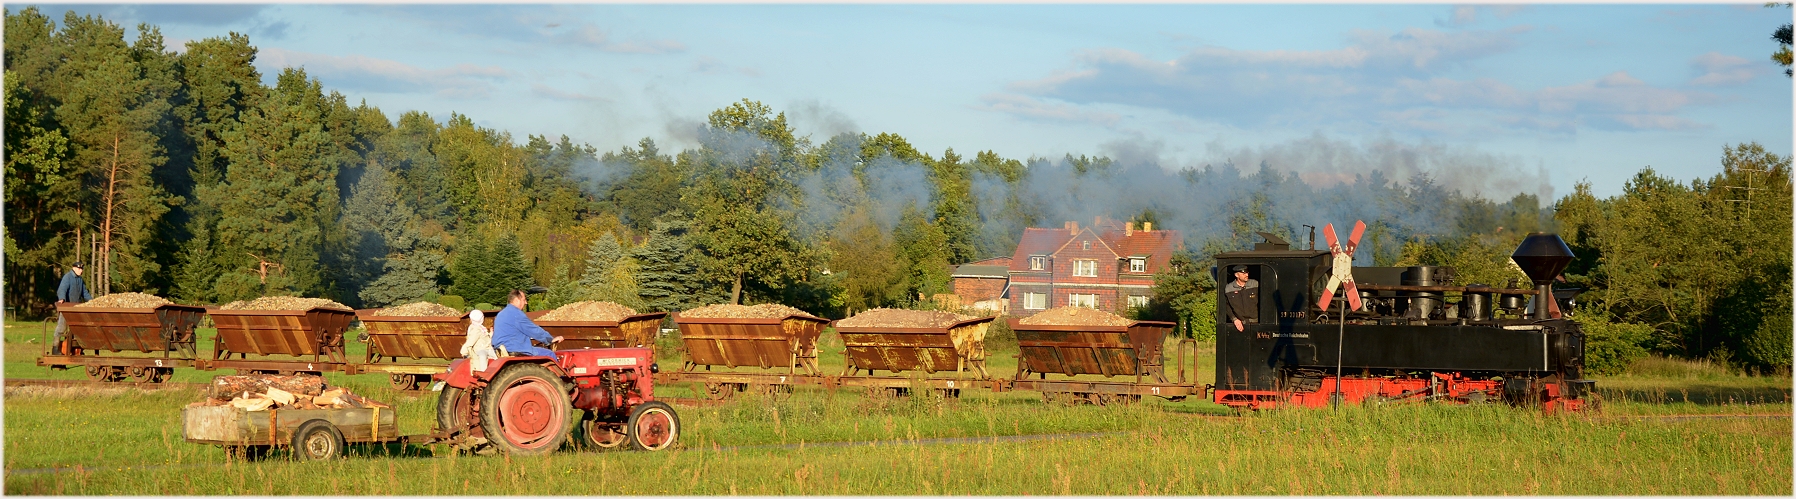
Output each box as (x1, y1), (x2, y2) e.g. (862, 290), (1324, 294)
(950, 257), (1012, 314)
(1003, 218), (1182, 317)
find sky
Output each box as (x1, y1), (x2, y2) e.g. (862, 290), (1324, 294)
(20, 2), (1796, 201)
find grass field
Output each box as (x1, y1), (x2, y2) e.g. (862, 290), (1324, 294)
(4, 318), (1790, 494)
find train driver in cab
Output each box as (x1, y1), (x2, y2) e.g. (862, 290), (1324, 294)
(1223, 265), (1259, 331)
(492, 289), (563, 357)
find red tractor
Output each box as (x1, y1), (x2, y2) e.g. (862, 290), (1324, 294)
(433, 347), (679, 455)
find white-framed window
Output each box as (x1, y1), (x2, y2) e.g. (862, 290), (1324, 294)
(1023, 292), (1048, 310)
(1082, 240), (1091, 250)
(1073, 259), (1097, 277)
(1069, 293), (1098, 308)
(1029, 256), (1045, 270)
(1128, 295), (1149, 308)
(1129, 258), (1146, 273)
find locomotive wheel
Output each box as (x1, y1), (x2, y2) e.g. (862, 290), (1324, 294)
(626, 401), (680, 451)
(390, 374), (419, 391)
(292, 419), (345, 460)
(479, 363), (571, 456)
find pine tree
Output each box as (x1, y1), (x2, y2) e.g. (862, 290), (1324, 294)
(577, 232), (644, 308)
(488, 235), (535, 298)
(449, 235), (494, 306)
(206, 69), (339, 300)
(632, 215), (716, 312)
(347, 161), (444, 307)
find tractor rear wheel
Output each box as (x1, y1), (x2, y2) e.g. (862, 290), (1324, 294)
(480, 363), (571, 456)
(626, 401), (680, 451)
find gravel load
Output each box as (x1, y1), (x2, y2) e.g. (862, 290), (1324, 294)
(538, 301), (638, 322)
(835, 308), (977, 329)
(75, 292), (172, 309)
(680, 303), (820, 320)
(372, 301), (462, 317)
(1017, 306), (1134, 327)
(219, 296), (352, 312)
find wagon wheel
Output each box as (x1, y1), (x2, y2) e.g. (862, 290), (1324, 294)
(479, 363), (571, 456)
(85, 365), (109, 381)
(626, 401), (680, 451)
(127, 366), (155, 383)
(577, 411), (627, 450)
(703, 382), (740, 401)
(389, 373), (419, 391)
(150, 368), (174, 383)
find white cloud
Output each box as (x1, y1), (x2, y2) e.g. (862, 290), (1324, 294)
(1688, 52), (1758, 86)
(1008, 26), (1714, 136)
(530, 84), (607, 103)
(974, 93), (1120, 126)
(258, 47), (508, 97)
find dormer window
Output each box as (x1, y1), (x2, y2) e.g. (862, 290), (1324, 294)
(1029, 256), (1045, 270)
(1082, 240), (1091, 250)
(1129, 257), (1145, 273)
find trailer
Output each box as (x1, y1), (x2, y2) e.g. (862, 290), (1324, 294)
(39, 302), (207, 382)
(206, 305), (357, 375)
(833, 315), (1002, 397)
(1005, 318), (1203, 405)
(181, 404), (405, 460)
(656, 312), (830, 399)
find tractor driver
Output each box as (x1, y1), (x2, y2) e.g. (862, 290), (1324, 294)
(1222, 265), (1259, 331)
(491, 289), (562, 357)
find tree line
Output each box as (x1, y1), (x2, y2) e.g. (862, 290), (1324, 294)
(5, 9), (1788, 372)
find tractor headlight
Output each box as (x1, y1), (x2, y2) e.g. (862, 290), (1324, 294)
(648, 362), (659, 374)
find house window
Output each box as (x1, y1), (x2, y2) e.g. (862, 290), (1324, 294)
(1129, 258), (1146, 273)
(1073, 260), (1097, 277)
(1029, 256), (1045, 270)
(1023, 292), (1047, 310)
(1082, 240), (1091, 250)
(1069, 293), (1098, 308)
(1128, 295), (1149, 308)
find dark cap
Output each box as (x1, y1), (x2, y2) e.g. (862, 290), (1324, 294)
(70, 262), (83, 269)
(1230, 265), (1248, 274)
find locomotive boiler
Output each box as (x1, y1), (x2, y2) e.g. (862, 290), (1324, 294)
(1210, 230), (1592, 412)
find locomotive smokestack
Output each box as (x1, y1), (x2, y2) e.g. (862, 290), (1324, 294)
(1511, 233), (1574, 320)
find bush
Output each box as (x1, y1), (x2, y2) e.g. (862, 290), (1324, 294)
(1576, 308), (1654, 376)
(436, 294), (467, 311)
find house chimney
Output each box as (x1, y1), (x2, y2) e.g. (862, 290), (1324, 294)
(1065, 221), (1077, 235)
(1143, 222), (1152, 232)
(1125, 222), (1135, 236)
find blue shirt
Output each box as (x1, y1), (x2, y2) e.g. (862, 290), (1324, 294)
(57, 270), (91, 303)
(491, 304), (552, 353)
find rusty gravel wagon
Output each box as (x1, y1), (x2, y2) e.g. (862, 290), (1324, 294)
(40, 302), (208, 382)
(354, 309), (498, 390)
(833, 315), (1001, 397)
(656, 311), (830, 399)
(1006, 317), (1201, 405)
(206, 305), (357, 376)
(532, 312), (668, 351)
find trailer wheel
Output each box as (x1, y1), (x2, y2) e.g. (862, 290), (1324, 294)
(292, 419), (345, 460)
(480, 363), (570, 456)
(626, 401), (679, 451)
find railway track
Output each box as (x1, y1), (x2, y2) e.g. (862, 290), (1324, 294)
(4, 378), (207, 390)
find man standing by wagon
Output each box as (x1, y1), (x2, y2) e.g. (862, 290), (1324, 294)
(54, 262), (92, 350)
(491, 289), (562, 358)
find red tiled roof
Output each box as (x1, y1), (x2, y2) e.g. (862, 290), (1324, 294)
(966, 256), (1013, 267)
(1008, 228), (1076, 271)
(1101, 227), (1183, 274)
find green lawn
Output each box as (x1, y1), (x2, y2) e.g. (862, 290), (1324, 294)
(4, 318), (1790, 494)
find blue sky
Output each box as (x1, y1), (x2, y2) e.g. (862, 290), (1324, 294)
(25, 3), (1795, 200)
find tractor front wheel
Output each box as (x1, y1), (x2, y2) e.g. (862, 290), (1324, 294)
(626, 401), (680, 451)
(480, 363), (571, 456)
